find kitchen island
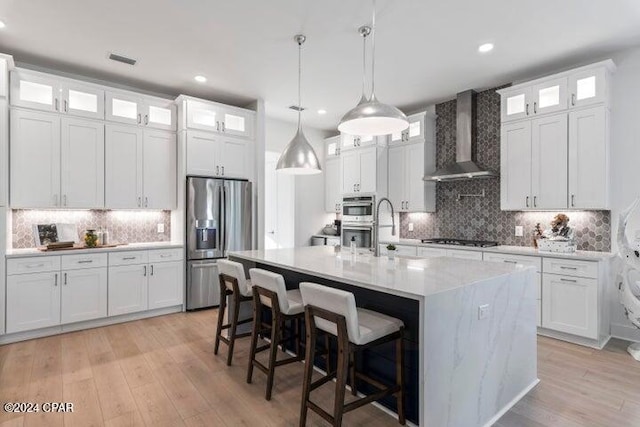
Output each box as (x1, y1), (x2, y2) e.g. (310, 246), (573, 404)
(229, 246), (538, 427)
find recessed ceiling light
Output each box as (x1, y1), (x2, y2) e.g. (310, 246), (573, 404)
(194, 75), (207, 83)
(478, 43), (494, 53)
(0, 20), (5, 29)
(317, 109), (327, 115)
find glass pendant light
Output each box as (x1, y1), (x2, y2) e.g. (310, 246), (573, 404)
(338, 0), (408, 136)
(277, 34), (322, 175)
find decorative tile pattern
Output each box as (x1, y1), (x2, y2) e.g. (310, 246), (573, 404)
(399, 86), (611, 252)
(11, 209), (172, 248)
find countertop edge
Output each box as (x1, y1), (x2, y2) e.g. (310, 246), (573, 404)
(5, 242), (184, 258)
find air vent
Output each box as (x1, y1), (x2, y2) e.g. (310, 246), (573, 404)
(288, 105), (305, 112)
(108, 53), (137, 66)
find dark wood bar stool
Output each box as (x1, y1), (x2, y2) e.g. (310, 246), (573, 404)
(246, 268), (306, 400)
(214, 259), (254, 366)
(299, 282), (406, 427)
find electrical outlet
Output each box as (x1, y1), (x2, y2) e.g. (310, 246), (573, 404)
(157, 223), (165, 233)
(478, 304), (490, 320)
(515, 225), (524, 237)
(408, 223), (414, 232)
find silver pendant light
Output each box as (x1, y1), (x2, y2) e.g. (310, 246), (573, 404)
(276, 34), (322, 175)
(338, 0), (408, 136)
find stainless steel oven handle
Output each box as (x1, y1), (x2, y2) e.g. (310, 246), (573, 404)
(191, 263), (218, 269)
(342, 226), (374, 231)
(342, 202), (373, 207)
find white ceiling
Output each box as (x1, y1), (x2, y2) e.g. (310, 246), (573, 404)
(1, 0), (639, 131)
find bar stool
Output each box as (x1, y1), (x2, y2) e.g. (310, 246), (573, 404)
(299, 282), (405, 427)
(214, 259), (254, 366)
(246, 268), (306, 400)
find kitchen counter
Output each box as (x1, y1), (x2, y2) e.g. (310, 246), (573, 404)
(5, 242), (183, 258)
(381, 238), (614, 261)
(229, 246), (537, 426)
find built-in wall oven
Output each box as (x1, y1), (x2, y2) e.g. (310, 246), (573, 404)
(341, 195), (375, 251)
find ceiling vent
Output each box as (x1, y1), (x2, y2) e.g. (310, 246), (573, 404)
(108, 53), (137, 66)
(288, 105), (305, 112)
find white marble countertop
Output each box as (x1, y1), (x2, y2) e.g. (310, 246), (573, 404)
(5, 242), (183, 258)
(381, 238), (614, 261)
(311, 234), (340, 239)
(229, 246), (532, 300)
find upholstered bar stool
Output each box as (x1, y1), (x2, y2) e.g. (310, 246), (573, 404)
(246, 268), (306, 400)
(299, 282), (405, 427)
(215, 259), (254, 366)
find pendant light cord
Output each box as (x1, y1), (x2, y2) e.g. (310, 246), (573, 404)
(371, 0), (376, 96)
(297, 38), (302, 131)
(361, 27), (367, 98)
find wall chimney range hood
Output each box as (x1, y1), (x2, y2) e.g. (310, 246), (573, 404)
(424, 90), (498, 182)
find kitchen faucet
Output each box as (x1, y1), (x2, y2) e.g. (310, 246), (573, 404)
(373, 197), (396, 257)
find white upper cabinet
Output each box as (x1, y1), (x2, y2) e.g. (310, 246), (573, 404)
(530, 113), (568, 209)
(388, 141), (434, 212)
(568, 106), (608, 209)
(390, 112), (431, 144)
(61, 82), (104, 119)
(185, 130), (249, 179)
(183, 98), (254, 139)
(11, 70), (60, 112)
(358, 147), (377, 194)
(500, 120), (532, 210)
(325, 135), (341, 158)
(341, 133), (376, 151)
(531, 77), (567, 116)
(60, 117), (105, 208)
(324, 157), (342, 213)
(569, 67), (608, 109)
(143, 130), (177, 210)
(219, 136), (249, 178)
(106, 91), (176, 130)
(500, 87), (532, 123)
(10, 109), (61, 208)
(387, 146), (405, 209)
(105, 124), (144, 209)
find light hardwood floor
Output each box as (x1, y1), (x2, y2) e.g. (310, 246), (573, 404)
(0, 310), (638, 427)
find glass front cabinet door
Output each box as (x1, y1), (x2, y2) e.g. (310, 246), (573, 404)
(569, 67), (607, 109)
(500, 87), (532, 122)
(531, 77), (567, 116)
(10, 71), (60, 112)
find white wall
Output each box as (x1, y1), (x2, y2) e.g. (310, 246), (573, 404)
(609, 46), (640, 341)
(265, 117), (333, 247)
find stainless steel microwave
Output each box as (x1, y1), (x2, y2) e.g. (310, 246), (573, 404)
(342, 195), (374, 223)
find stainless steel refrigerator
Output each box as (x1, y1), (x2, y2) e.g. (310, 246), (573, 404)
(186, 176), (252, 310)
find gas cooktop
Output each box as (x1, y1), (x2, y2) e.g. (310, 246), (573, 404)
(420, 238), (499, 248)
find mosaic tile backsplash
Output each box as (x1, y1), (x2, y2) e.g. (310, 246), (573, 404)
(399, 86), (611, 252)
(12, 210), (172, 248)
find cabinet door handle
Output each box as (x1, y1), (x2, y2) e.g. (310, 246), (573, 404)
(503, 260), (518, 264)
(122, 256), (136, 260)
(533, 195), (537, 207)
(560, 266), (578, 270)
(526, 196), (529, 208)
(150, 265), (154, 276)
(571, 93), (576, 106)
(77, 260), (93, 264)
(533, 102), (537, 114)
(216, 121), (220, 131)
(144, 265), (147, 276)
(25, 263), (45, 269)
(55, 98), (59, 111)
(571, 194), (575, 207)
(53, 194), (59, 206)
(137, 197), (142, 207)
(560, 278), (577, 283)
(526, 103), (529, 116)
(221, 166), (225, 176)
(137, 113), (142, 124)
(64, 99), (68, 112)
(216, 165), (220, 175)
(63, 194), (67, 206)
(406, 201), (409, 210)
(144, 114), (149, 125)
(222, 122), (225, 132)
(64, 273), (67, 285)
(145, 197), (149, 207)
(54, 273), (58, 286)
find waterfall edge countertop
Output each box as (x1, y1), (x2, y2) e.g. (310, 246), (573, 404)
(230, 246), (538, 427)
(229, 245), (533, 300)
(5, 242), (184, 258)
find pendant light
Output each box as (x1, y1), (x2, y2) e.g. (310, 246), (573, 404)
(338, 0), (408, 136)
(276, 34), (322, 175)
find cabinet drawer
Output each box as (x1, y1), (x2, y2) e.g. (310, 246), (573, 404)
(447, 249), (483, 261)
(149, 248), (183, 263)
(543, 258), (598, 279)
(109, 251), (148, 266)
(483, 252), (542, 272)
(61, 253), (108, 270)
(417, 247), (447, 258)
(7, 256), (61, 275)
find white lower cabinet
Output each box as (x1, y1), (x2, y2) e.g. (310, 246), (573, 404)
(542, 274), (598, 339)
(6, 271), (60, 333)
(148, 261), (183, 309)
(108, 263), (149, 316)
(61, 267), (107, 324)
(446, 249), (483, 261)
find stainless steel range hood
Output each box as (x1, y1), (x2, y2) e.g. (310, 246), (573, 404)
(424, 90), (498, 182)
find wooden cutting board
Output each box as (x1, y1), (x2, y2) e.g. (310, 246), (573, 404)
(37, 243), (126, 252)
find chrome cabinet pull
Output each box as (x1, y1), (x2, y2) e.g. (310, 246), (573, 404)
(64, 99), (68, 112)
(25, 263), (45, 269)
(503, 260), (518, 264)
(54, 273), (58, 286)
(560, 266), (578, 270)
(53, 194), (59, 206)
(150, 265), (154, 276)
(526, 103), (529, 116)
(222, 122), (225, 132)
(560, 278), (577, 283)
(221, 166), (225, 176)
(571, 94), (576, 106)
(137, 113), (142, 124)
(143, 265), (147, 276)
(78, 260), (93, 264)
(55, 98), (59, 111)
(571, 194), (575, 207)
(122, 256), (136, 260)
(64, 273), (67, 285)
(533, 102), (537, 114)
(533, 195), (537, 207)
(63, 195), (67, 206)
(145, 197), (149, 207)
(406, 201), (409, 210)
(137, 197), (142, 207)
(216, 121), (220, 131)
(526, 196), (529, 208)
(216, 165), (220, 175)
(145, 115), (149, 125)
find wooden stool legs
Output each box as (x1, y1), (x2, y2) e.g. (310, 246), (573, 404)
(214, 274), (252, 366)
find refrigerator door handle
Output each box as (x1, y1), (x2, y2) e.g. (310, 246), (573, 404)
(222, 185), (227, 255)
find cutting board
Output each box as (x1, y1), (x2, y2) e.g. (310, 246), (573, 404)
(37, 243), (126, 252)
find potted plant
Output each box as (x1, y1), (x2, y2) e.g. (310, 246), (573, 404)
(386, 244), (397, 260)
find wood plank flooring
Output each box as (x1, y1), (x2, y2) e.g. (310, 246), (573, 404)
(0, 309), (638, 426)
